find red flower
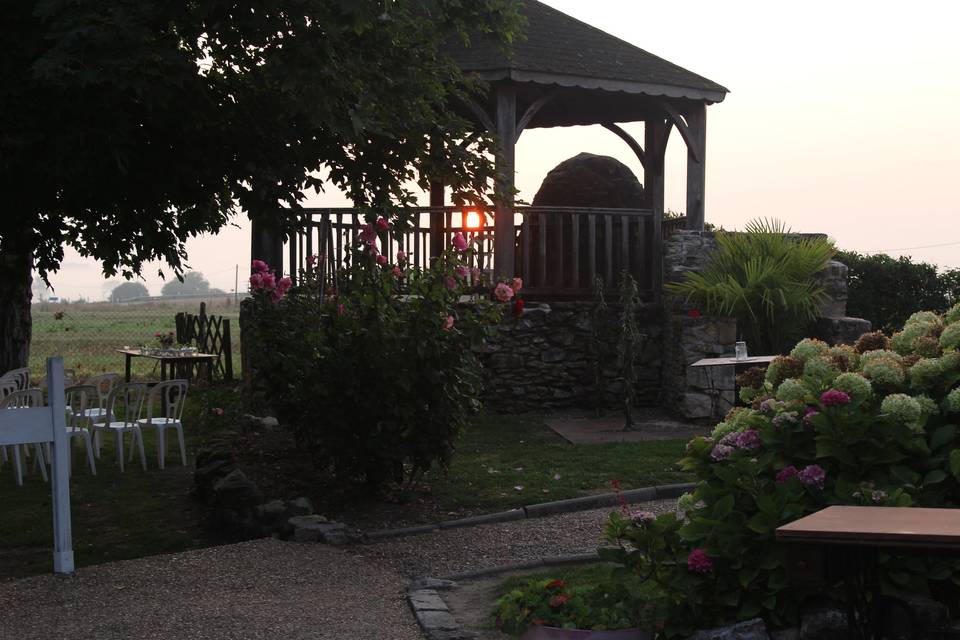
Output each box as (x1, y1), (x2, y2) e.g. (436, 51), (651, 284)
(687, 308), (702, 318)
(532, 618), (546, 626)
(513, 298), (525, 316)
(544, 579), (566, 590)
(549, 594), (571, 608)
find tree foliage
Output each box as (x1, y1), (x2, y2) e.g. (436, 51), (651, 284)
(837, 250), (960, 334)
(160, 271), (212, 297)
(666, 219), (835, 354)
(1, 0), (522, 283)
(108, 281), (149, 302)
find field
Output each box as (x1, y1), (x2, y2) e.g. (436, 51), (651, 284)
(29, 299), (242, 380)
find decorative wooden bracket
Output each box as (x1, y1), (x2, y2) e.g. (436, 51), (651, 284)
(654, 99), (703, 163)
(515, 89), (561, 141)
(602, 123), (646, 171)
(464, 97), (496, 133)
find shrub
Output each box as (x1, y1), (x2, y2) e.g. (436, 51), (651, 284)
(246, 225), (504, 491)
(603, 309), (960, 636)
(838, 250), (960, 334)
(667, 219), (835, 354)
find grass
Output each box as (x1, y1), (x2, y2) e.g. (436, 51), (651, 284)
(422, 412), (692, 512)
(29, 300), (241, 380)
(0, 383), (240, 581)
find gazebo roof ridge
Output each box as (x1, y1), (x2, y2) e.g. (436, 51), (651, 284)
(447, 0), (728, 103)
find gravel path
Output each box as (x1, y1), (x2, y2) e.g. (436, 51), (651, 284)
(0, 538), (422, 640)
(0, 499), (677, 639)
(354, 499), (678, 579)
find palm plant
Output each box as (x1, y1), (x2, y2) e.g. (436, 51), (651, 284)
(666, 218), (835, 353)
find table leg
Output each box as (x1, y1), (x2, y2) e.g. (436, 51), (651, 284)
(125, 354), (132, 383)
(161, 360), (167, 382)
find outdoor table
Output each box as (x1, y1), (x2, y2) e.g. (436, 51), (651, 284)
(116, 349), (216, 384)
(689, 355), (777, 411)
(777, 506), (960, 639)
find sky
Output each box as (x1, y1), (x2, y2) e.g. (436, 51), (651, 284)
(43, 0), (960, 300)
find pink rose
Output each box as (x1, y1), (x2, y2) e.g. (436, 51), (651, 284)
(251, 259), (269, 273)
(376, 217), (390, 231)
(445, 275), (458, 291)
(470, 267), (482, 283)
(276, 276), (292, 294)
(359, 223), (377, 246)
(337, 303), (344, 315)
(376, 254), (388, 265)
(443, 315), (454, 331)
(261, 272), (276, 290)
(494, 282), (515, 302)
(452, 232), (468, 252)
(455, 265), (470, 279)
(249, 273), (264, 290)
(511, 277), (523, 293)
(391, 266), (402, 277)
(396, 251), (407, 264)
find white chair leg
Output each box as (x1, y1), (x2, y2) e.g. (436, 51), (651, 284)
(156, 427), (165, 470)
(34, 444), (48, 482)
(12, 445), (23, 487)
(116, 430), (125, 473)
(176, 425), (187, 466)
(1, 445), (7, 467)
(83, 432), (97, 475)
(135, 429), (147, 471)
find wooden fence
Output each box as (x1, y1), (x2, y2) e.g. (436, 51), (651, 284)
(175, 302), (234, 381)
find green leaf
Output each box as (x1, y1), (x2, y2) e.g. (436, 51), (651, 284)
(713, 494), (735, 519)
(924, 469), (947, 485)
(931, 425), (957, 451)
(950, 450), (960, 480)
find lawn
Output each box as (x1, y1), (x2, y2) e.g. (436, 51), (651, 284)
(422, 412), (692, 512)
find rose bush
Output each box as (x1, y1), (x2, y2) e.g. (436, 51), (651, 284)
(246, 222), (503, 490)
(603, 305), (960, 636)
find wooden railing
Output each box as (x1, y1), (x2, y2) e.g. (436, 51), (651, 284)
(285, 206), (661, 301)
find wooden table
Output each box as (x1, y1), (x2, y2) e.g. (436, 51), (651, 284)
(117, 349), (217, 383)
(777, 506), (960, 639)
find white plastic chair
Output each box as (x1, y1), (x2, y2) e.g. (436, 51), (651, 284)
(82, 373), (121, 453)
(1, 389), (48, 485)
(2, 368), (31, 390)
(64, 385), (98, 476)
(91, 383), (147, 472)
(0, 379), (18, 472)
(136, 380), (189, 470)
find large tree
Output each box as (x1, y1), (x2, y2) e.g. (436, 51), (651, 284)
(0, 0), (522, 370)
(109, 281), (150, 302)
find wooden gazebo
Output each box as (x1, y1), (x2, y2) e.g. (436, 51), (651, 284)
(255, 0), (727, 299)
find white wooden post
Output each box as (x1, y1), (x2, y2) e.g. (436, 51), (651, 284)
(0, 357), (74, 574)
(46, 357), (74, 574)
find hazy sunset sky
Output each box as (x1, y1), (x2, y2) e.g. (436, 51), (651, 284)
(45, 0), (960, 300)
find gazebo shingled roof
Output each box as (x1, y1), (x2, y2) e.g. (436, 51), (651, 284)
(448, 0), (728, 105)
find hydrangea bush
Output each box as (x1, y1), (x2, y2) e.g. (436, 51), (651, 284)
(604, 306), (960, 636)
(246, 222), (509, 490)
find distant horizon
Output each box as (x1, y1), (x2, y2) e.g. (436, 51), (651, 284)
(41, 0), (960, 300)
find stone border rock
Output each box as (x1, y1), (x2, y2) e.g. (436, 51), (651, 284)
(368, 482), (694, 541)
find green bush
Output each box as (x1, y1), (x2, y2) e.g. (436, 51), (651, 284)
(247, 223), (503, 491)
(603, 306), (960, 637)
(666, 219), (835, 354)
(838, 250), (960, 334)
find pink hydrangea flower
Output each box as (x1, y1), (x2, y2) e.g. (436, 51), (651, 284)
(443, 315), (455, 331)
(687, 548), (713, 573)
(251, 259), (269, 273)
(630, 510), (657, 526)
(820, 390), (851, 406)
(376, 217), (390, 231)
(511, 277), (523, 293)
(804, 407), (820, 425)
(455, 265), (470, 279)
(494, 282), (515, 302)
(799, 464), (827, 489)
(445, 275), (458, 291)
(710, 444), (733, 461)
(735, 429), (762, 451)
(775, 466), (799, 483)
(452, 232), (468, 251)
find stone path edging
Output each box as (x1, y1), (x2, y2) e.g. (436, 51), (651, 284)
(367, 482), (694, 542)
(408, 553), (604, 640)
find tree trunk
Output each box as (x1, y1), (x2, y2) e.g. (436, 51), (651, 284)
(0, 249), (33, 372)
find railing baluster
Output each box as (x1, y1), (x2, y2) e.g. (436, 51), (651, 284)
(635, 216), (647, 291)
(587, 214), (596, 286)
(604, 214), (613, 287)
(336, 211), (343, 271)
(538, 213), (547, 288)
(570, 213), (580, 288)
(522, 211), (531, 285)
(620, 214), (630, 287)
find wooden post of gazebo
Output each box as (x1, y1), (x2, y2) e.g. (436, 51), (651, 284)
(493, 84), (517, 279)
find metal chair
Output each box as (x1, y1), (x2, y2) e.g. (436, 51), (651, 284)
(90, 383), (147, 472)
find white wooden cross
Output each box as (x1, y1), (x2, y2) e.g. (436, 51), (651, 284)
(0, 357), (74, 574)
